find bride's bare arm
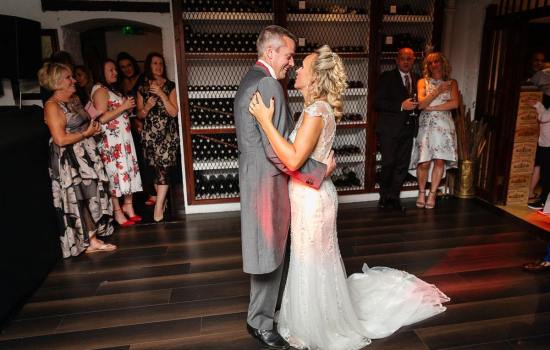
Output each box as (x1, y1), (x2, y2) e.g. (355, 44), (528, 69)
(249, 91), (323, 171)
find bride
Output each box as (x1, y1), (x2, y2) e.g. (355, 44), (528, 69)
(248, 45), (450, 350)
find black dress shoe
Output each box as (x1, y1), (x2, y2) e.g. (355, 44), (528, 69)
(377, 196), (388, 209)
(247, 324), (290, 350)
(391, 198), (403, 210)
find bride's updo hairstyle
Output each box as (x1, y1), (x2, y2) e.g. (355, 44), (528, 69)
(423, 52), (452, 81)
(310, 45), (347, 121)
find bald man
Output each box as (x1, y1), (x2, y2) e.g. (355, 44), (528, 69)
(374, 48), (418, 211)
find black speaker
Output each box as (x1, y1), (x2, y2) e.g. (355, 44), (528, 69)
(0, 15), (42, 80)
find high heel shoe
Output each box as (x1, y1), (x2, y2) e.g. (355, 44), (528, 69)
(144, 196), (157, 206)
(425, 191), (437, 209)
(153, 201), (167, 223)
(416, 190), (426, 208)
(114, 208), (135, 227)
(122, 201), (142, 222)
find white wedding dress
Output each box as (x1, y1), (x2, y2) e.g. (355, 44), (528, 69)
(278, 101), (450, 350)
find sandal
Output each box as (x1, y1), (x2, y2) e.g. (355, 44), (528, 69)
(416, 190), (426, 208)
(425, 191), (437, 209)
(85, 243), (117, 254)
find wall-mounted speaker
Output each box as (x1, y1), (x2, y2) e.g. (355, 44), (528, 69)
(0, 15), (42, 80)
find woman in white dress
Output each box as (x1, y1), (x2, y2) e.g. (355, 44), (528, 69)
(249, 45), (449, 350)
(411, 52), (459, 209)
(92, 59), (143, 227)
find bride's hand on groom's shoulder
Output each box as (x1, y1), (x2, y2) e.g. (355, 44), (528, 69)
(323, 150), (336, 177)
(248, 91), (275, 126)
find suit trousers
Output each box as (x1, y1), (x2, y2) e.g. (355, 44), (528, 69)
(378, 128), (415, 200)
(247, 247), (288, 330)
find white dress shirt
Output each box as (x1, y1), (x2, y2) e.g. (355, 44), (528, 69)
(258, 59), (277, 79)
(534, 101), (550, 147)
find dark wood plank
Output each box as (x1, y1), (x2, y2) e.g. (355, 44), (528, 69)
(17, 289), (171, 320)
(3, 199), (550, 350)
(0, 318), (201, 350)
(415, 312), (550, 349)
(509, 334), (550, 349)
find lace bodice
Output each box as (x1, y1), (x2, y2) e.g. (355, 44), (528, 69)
(289, 100), (336, 163)
(426, 78), (451, 107)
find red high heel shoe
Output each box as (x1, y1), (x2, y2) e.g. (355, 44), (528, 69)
(114, 208), (135, 227)
(144, 197), (156, 206)
(122, 202), (142, 222)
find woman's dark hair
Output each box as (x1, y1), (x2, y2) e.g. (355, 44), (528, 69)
(49, 51), (75, 69)
(143, 52), (167, 80)
(116, 51), (141, 77)
(74, 65), (94, 104)
(96, 58), (122, 96)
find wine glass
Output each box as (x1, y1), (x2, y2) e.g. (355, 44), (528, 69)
(409, 93), (418, 117)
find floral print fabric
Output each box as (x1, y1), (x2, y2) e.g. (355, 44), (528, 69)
(409, 78), (458, 171)
(48, 99), (114, 258)
(92, 84), (142, 197)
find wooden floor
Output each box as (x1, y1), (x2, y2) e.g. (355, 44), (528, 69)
(1, 198), (550, 350)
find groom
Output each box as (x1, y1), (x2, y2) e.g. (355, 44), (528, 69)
(234, 25), (333, 349)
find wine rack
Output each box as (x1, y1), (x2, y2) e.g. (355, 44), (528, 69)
(174, 0), (442, 205)
(286, 0), (370, 194)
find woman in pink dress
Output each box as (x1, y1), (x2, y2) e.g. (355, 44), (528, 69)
(92, 59), (143, 227)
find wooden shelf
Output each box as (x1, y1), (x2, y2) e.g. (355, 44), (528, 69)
(185, 53), (257, 60)
(336, 122), (367, 129)
(380, 51), (425, 60)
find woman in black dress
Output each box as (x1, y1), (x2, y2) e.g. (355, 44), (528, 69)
(136, 52), (179, 222)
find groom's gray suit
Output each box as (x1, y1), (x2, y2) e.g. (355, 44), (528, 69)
(234, 63), (326, 330)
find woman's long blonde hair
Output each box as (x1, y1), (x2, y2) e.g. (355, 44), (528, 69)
(423, 52), (452, 81)
(310, 45), (348, 121)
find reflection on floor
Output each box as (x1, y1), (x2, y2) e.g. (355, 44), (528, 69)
(498, 204), (550, 232)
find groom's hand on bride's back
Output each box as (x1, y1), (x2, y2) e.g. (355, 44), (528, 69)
(323, 150), (336, 177)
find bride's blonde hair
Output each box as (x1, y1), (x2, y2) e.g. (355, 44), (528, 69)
(310, 45), (347, 121)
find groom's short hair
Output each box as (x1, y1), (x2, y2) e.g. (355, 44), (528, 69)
(256, 25), (297, 58)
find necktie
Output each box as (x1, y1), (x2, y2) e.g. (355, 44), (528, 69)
(404, 74), (411, 96)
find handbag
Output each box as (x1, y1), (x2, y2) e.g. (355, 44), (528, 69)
(84, 100), (101, 120)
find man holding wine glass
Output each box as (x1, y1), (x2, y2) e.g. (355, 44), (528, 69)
(374, 47), (419, 211)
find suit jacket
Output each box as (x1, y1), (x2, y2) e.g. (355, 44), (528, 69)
(374, 68), (418, 137)
(234, 64), (326, 275)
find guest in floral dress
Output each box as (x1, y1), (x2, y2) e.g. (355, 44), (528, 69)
(92, 59), (143, 226)
(410, 52), (459, 209)
(136, 52), (179, 222)
(39, 62), (116, 257)
(117, 52), (156, 207)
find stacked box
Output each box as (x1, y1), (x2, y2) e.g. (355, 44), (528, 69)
(506, 90), (542, 205)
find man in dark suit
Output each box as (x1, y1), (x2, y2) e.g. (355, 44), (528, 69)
(374, 47), (418, 210)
